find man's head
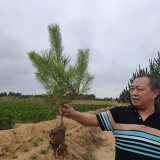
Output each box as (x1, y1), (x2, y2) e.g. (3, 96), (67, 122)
(130, 74), (160, 109)
(136, 74), (160, 92)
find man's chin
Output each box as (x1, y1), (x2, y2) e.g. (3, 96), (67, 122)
(132, 101), (140, 107)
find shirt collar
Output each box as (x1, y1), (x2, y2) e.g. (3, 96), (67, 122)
(130, 103), (160, 115)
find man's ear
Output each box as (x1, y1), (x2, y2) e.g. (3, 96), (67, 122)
(153, 89), (159, 99)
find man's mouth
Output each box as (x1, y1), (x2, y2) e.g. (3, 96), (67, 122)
(132, 98), (139, 101)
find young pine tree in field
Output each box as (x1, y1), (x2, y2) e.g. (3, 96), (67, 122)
(28, 23), (94, 158)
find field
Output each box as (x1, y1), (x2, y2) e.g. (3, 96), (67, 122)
(0, 100), (113, 130)
(0, 100), (119, 160)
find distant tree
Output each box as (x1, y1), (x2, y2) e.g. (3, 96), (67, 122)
(8, 91), (14, 96)
(8, 92), (22, 97)
(0, 92), (7, 97)
(77, 94), (95, 100)
(119, 52), (160, 103)
(119, 87), (131, 103)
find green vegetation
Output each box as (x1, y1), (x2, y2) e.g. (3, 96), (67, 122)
(79, 126), (84, 129)
(0, 102), (110, 130)
(0, 92), (115, 103)
(28, 23), (94, 107)
(45, 134), (49, 138)
(30, 154), (37, 159)
(32, 140), (39, 146)
(119, 52), (160, 104)
(81, 152), (95, 160)
(21, 146), (30, 152)
(66, 132), (72, 136)
(40, 149), (47, 154)
(39, 137), (44, 141)
(10, 153), (18, 158)
(70, 125), (77, 129)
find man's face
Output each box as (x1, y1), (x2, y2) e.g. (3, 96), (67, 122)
(130, 77), (157, 109)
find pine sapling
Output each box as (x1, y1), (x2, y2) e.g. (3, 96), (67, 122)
(28, 23), (94, 158)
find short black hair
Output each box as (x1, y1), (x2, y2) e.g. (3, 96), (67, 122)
(136, 73), (160, 91)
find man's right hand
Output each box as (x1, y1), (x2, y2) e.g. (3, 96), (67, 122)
(59, 104), (100, 127)
(59, 104), (76, 119)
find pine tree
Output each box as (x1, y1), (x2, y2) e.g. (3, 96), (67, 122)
(119, 52), (160, 103)
(28, 23), (94, 157)
(149, 52), (160, 79)
(28, 24), (94, 106)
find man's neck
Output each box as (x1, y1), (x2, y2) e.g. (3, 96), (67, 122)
(137, 104), (155, 121)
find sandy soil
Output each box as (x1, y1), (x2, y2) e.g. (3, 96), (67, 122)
(0, 106), (115, 160)
(93, 131), (115, 160)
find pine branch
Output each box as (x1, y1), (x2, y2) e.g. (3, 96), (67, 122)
(28, 51), (55, 86)
(77, 53), (84, 92)
(58, 70), (77, 94)
(79, 76), (93, 94)
(46, 61), (59, 84)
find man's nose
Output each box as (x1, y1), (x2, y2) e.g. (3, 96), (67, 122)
(132, 89), (138, 95)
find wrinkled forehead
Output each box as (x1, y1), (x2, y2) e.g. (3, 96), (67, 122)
(131, 77), (150, 87)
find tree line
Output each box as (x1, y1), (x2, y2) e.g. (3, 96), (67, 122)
(0, 92), (43, 98)
(0, 91), (115, 101)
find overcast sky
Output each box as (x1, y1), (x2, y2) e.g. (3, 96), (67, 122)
(0, 0), (160, 98)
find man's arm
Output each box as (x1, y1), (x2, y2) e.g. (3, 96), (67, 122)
(59, 104), (100, 127)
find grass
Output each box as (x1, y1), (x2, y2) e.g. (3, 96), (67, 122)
(21, 146), (30, 152)
(32, 140), (39, 146)
(81, 152), (95, 160)
(94, 141), (101, 148)
(45, 135), (49, 138)
(40, 149), (47, 154)
(39, 137), (44, 141)
(81, 148), (96, 160)
(70, 125), (77, 129)
(10, 153), (18, 158)
(79, 126), (83, 129)
(30, 154), (37, 159)
(80, 138), (97, 160)
(66, 132), (72, 136)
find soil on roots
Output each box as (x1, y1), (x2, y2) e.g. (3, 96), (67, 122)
(49, 123), (67, 158)
(51, 142), (68, 159)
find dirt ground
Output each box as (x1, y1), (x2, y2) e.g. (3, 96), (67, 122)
(0, 105), (116, 160)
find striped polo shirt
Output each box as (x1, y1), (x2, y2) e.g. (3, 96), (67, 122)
(96, 104), (160, 160)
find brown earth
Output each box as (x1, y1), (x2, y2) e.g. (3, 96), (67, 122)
(0, 101), (118, 160)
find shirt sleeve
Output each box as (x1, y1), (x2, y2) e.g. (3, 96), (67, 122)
(96, 112), (112, 131)
(96, 107), (118, 131)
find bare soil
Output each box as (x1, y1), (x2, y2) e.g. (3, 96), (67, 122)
(0, 103), (116, 160)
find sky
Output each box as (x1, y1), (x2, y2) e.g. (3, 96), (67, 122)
(0, 0), (160, 98)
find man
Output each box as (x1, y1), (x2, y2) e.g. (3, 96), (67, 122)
(60, 74), (160, 160)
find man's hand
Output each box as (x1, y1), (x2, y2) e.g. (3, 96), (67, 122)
(59, 104), (76, 119)
(59, 104), (100, 127)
